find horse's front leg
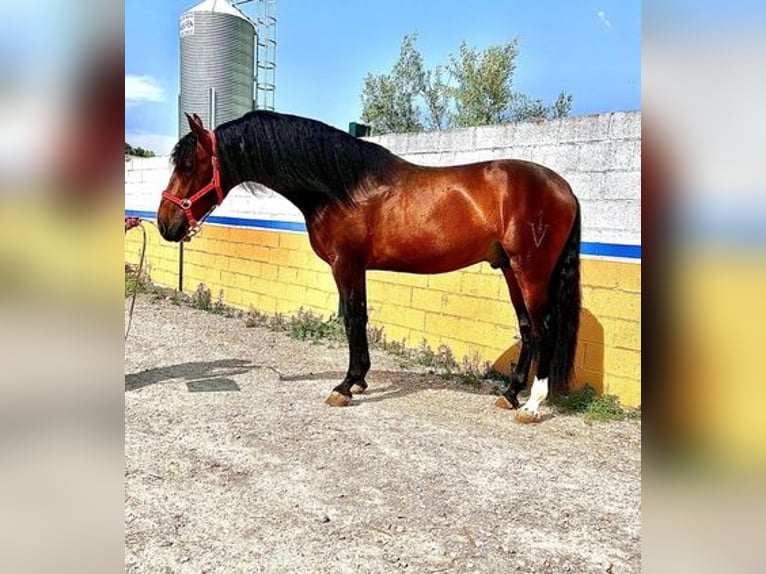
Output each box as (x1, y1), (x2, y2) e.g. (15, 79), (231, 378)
(325, 263), (370, 407)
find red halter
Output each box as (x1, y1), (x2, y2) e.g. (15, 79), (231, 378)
(161, 130), (224, 238)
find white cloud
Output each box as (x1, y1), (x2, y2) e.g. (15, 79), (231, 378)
(125, 132), (178, 156)
(597, 10), (612, 29)
(125, 75), (165, 106)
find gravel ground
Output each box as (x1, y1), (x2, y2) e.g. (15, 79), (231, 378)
(125, 295), (641, 573)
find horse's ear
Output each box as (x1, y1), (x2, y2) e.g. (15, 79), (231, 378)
(186, 112), (205, 132)
(186, 113), (212, 154)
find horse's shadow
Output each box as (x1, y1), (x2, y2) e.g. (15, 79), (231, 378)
(126, 359), (497, 400)
(279, 369), (499, 404)
(125, 359), (257, 392)
(490, 307), (605, 394)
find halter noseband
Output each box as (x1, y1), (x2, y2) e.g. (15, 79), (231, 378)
(162, 130), (224, 239)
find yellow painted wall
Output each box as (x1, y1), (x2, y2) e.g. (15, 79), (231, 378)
(126, 223), (641, 407)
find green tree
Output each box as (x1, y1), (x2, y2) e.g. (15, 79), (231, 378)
(549, 92), (574, 119)
(448, 40), (518, 127)
(511, 91), (573, 122)
(125, 143), (156, 158)
(361, 33), (425, 134)
(422, 65), (450, 131)
(359, 34), (573, 134)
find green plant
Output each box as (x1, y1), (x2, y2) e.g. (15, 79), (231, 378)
(550, 384), (640, 422)
(288, 308), (345, 343)
(375, 336), (414, 369)
(409, 341), (459, 373)
(124, 273), (146, 297)
(583, 393), (625, 422)
(244, 307), (269, 328)
(268, 313), (290, 332)
(551, 384), (599, 413)
(367, 324), (386, 346)
(124, 263), (150, 297)
(191, 284), (212, 311)
(210, 290), (231, 315)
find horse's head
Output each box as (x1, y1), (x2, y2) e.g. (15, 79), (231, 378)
(157, 113), (224, 242)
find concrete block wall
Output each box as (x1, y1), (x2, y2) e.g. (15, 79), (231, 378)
(126, 111), (641, 407)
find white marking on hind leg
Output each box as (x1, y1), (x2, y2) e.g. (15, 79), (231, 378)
(521, 377), (549, 415)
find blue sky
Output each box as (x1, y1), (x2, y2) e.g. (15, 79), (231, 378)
(126, 0), (640, 154)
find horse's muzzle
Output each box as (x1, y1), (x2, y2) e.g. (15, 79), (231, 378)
(157, 216), (187, 242)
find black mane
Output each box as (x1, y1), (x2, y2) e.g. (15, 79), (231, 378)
(170, 131), (197, 173)
(214, 111), (401, 213)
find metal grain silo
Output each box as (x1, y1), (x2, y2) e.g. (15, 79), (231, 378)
(178, 0), (256, 136)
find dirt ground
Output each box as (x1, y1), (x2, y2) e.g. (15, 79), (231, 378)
(125, 295), (641, 573)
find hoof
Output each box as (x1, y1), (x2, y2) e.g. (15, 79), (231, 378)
(495, 396), (514, 410)
(350, 383), (367, 395)
(515, 409), (543, 424)
(325, 391), (351, 407)
(495, 395), (519, 410)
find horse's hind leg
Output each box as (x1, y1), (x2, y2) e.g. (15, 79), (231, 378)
(325, 261), (370, 407)
(510, 275), (554, 424)
(495, 267), (536, 410)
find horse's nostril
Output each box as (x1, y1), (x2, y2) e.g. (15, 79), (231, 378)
(157, 220), (166, 236)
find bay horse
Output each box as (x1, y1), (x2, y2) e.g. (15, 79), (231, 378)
(157, 112), (580, 423)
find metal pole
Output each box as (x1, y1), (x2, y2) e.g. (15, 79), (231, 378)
(179, 242), (184, 292)
(210, 86), (216, 127)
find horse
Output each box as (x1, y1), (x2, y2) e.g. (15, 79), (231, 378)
(157, 111), (581, 424)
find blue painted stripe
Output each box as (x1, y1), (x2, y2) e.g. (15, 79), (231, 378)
(126, 209), (157, 220)
(205, 215), (308, 232)
(580, 242), (641, 259)
(125, 209), (308, 233)
(127, 209), (641, 259)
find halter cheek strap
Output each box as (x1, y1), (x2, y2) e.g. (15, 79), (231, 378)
(161, 130), (224, 237)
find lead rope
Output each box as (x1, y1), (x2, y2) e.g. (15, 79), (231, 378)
(125, 217), (149, 340)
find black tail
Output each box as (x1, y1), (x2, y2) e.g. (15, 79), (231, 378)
(546, 201), (581, 396)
